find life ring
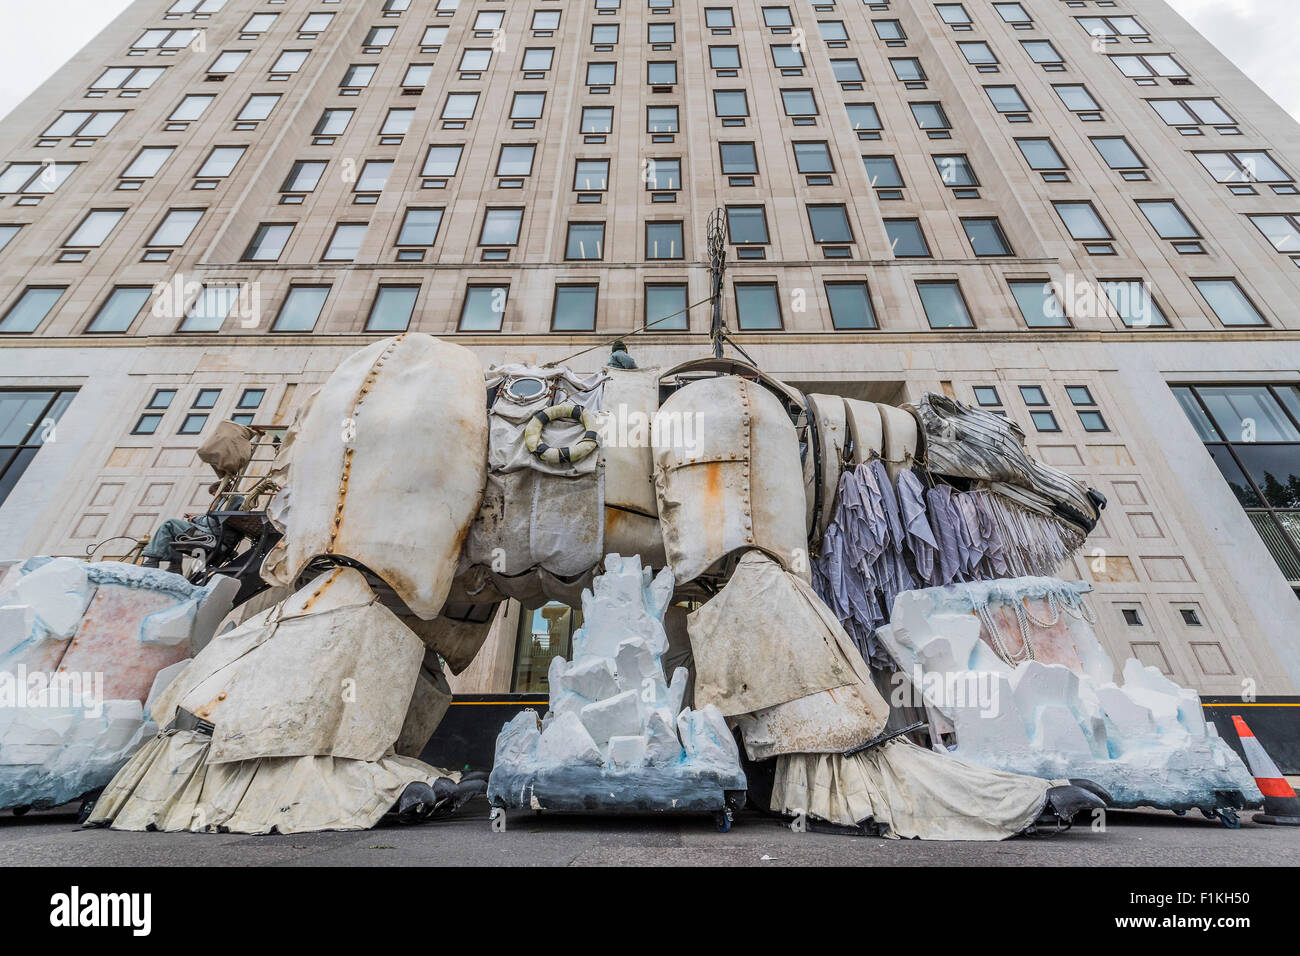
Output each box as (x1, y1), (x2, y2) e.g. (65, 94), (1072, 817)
(524, 402), (601, 465)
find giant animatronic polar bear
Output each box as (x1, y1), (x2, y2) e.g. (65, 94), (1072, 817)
(88, 333), (1112, 838)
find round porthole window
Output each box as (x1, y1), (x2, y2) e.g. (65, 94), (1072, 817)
(505, 377), (547, 401)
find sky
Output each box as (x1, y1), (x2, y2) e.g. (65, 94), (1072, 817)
(0, 0), (1297, 124)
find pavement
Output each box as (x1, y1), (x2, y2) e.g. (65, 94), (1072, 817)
(2, 799), (1298, 866)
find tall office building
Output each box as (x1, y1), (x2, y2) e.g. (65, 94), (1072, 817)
(1, 0), (1298, 705)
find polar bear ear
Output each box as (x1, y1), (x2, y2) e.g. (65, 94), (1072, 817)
(647, 565), (676, 618)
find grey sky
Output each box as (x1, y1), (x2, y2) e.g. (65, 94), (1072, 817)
(0, 0), (1297, 124)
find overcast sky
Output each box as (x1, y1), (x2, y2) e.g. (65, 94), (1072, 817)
(0, 0), (1296, 124)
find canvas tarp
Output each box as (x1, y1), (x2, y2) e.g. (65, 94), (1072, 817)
(687, 550), (883, 722)
(87, 730), (448, 834)
(772, 738), (1058, 841)
(197, 420), (255, 480)
(149, 568), (424, 765)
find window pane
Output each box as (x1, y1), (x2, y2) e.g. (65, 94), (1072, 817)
(917, 282), (973, 328)
(963, 218), (1012, 255)
(884, 219), (929, 257)
(566, 223), (604, 258)
(273, 286), (329, 332)
(512, 93), (546, 119)
(1101, 280), (1168, 328)
(367, 286), (419, 332)
(1137, 201), (1197, 239)
(1009, 280), (1069, 327)
(423, 145), (463, 176)
(825, 282), (876, 329)
(460, 286), (508, 331)
(66, 210), (124, 247)
(1, 288), (65, 333)
(481, 209), (523, 245)
(1054, 202), (1109, 240)
(149, 209), (203, 246)
(397, 208), (443, 246)
(1198, 387), (1300, 443)
(646, 221), (684, 258)
(552, 285), (597, 331)
(1017, 138), (1065, 170)
(1194, 280), (1266, 327)
(808, 205), (852, 243)
(727, 206), (768, 243)
(181, 286), (239, 332)
(324, 223), (367, 260)
(646, 284), (688, 331)
(793, 142), (832, 173)
(87, 287), (151, 333)
(863, 156), (902, 188)
(735, 284), (781, 330)
(719, 143), (757, 174)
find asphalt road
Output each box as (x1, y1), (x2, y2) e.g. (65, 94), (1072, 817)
(2, 800), (1297, 866)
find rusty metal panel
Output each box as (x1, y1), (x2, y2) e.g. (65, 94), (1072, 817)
(652, 376), (808, 585)
(842, 398), (883, 465)
(807, 394), (848, 540)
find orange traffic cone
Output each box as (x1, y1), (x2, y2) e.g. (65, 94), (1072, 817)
(1232, 715), (1300, 826)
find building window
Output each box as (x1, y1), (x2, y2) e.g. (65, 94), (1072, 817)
(1173, 384), (1300, 596)
(734, 283), (782, 330)
(582, 107), (613, 133)
(1008, 280), (1069, 328)
(986, 85), (1029, 117)
(1092, 137), (1147, 177)
(726, 205), (769, 249)
(480, 208), (524, 248)
(646, 221), (684, 259)
(1101, 280), (1169, 328)
(1019, 385), (1059, 432)
(645, 283), (688, 331)
(323, 223), (368, 261)
(1067, 386), (1109, 433)
(1136, 200), (1200, 240)
(884, 218), (929, 257)
(423, 145), (463, 178)
(366, 285), (420, 332)
(1149, 97), (1235, 132)
(242, 223), (294, 262)
(0, 389), (77, 502)
(962, 218), (1013, 256)
(147, 208), (203, 247)
(64, 210), (125, 250)
(86, 287), (152, 334)
(645, 158), (681, 191)
(1193, 279), (1267, 327)
(272, 286), (330, 332)
(824, 281), (876, 330)
(574, 160), (610, 192)
(396, 208), (444, 247)
(565, 222), (605, 259)
(1055, 84), (1102, 117)
(0, 287), (66, 334)
(807, 204), (853, 244)
(647, 106), (679, 133)
(512, 602), (583, 693)
(179, 285), (240, 332)
(552, 284), (598, 331)
(459, 285), (509, 332)
(916, 281), (973, 329)
(863, 156), (903, 189)
(1053, 202), (1112, 242)
(719, 143), (757, 176)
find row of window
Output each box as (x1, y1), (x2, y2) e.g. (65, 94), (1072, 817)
(131, 386), (265, 436)
(0, 268), (1268, 338)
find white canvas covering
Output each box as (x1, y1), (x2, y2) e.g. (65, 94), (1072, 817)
(90, 568), (455, 833)
(772, 739), (1056, 840)
(149, 568), (424, 765)
(486, 364), (607, 476)
(276, 333), (487, 619)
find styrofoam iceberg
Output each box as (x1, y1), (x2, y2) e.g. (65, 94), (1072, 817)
(876, 577), (1262, 812)
(488, 554), (745, 812)
(0, 557), (236, 811)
